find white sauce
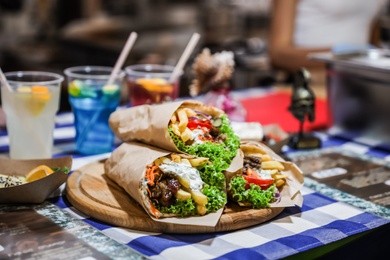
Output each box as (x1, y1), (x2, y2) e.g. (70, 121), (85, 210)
(191, 129), (206, 144)
(159, 162), (203, 190)
(255, 169), (274, 180)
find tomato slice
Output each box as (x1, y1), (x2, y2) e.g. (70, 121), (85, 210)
(243, 175), (274, 190)
(187, 118), (212, 130)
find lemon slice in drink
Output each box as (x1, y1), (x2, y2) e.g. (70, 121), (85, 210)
(102, 85), (120, 100)
(16, 86), (51, 115)
(28, 86), (51, 116)
(17, 86), (32, 93)
(25, 165), (54, 182)
(102, 84), (119, 95)
(68, 80), (82, 97)
(136, 78), (173, 93)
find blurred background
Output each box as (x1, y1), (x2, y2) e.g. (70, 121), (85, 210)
(0, 0), (272, 100)
(1, 0), (390, 110)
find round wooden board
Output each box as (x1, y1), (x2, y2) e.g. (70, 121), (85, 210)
(66, 159), (284, 234)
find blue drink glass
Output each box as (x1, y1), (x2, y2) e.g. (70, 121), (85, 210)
(64, 66), (124, 155)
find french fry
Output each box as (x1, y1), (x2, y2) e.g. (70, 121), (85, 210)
(153, 158), (163, 166)
(275, 179), (285, 187)
(274, 174), (288, 180)
(262, 161), (285, 171)
(188, 157), (209, 167)
(259, 154), (272, 162)
(190, 190), (208, 205)
(196, 204), (207, 216)
(177, 109), (188, 132)
(180, 128), (193, 143)
(241, 144), (267, 155)
(171, 124), (181, 136)
(249, 153), (273, 162)
(180, 158), (192, 166)
(171, 154), (181, 163)
(175, 189), (192, 200)
(170, 114), (177, 124)
(176, 175), (190, 189)
(246, 153), (262, 157)
(269, 169), (280, 177)
(161, 157), (171, 164)
(184, 108), (197, 117)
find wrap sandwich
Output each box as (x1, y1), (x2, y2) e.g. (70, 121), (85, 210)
(104, 142), (227, 219)
(109, 100), (241, 190)
(225, 141), (304, 208)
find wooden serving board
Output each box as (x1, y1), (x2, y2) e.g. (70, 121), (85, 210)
(66, 159), (284, 234)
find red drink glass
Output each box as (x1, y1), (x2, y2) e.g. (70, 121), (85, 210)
(125, 64), (181, 106)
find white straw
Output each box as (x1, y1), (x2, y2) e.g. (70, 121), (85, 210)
(107, 31), (138, 85)
(0, 67), (13, 92)
(169, 32), (200, 83)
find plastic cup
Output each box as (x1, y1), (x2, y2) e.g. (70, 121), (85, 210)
(64, 66), (124, 155)
(125, 64), (182, 106)
(0, 71), (63, 159)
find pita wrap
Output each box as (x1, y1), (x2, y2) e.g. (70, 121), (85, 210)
(109, 100), (225, 151)
(225, 141), (304, 208)
(104, 142), (226, 220)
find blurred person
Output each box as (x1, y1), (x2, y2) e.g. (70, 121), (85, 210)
(268, 0), (388, 74)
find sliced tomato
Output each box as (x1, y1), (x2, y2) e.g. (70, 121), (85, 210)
(187, 117), (212, 130)
(243, 175), (274, 190)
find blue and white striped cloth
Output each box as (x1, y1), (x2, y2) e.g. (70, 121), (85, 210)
(1, 111), (389, 260)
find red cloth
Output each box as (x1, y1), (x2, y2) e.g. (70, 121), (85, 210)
(240, 92), (329, 133)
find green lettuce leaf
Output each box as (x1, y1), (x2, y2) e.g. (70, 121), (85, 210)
(229, 176), (276, 208)
(157, 199), (197, 217)
(51, 166), (70, 174)
(203, 184), (227, 213)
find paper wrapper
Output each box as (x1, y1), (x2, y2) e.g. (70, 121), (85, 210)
(0, 156), (73, 204)
(104, 141), (224, 227)
(224, 141), (304, 208)
(109, 100), (224, 152)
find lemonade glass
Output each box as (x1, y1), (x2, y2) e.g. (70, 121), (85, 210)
(64, 66), (124, 155)
(1, 71), (63, 159)
(125, 64), (181, 106)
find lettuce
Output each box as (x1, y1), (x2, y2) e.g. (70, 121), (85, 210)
(155, 185), (226, 216)
(157, 199), (197, 217)
(169, 114), (240, 189)
(203, 184), (227, 213)
(51, 166), (70, 174)
(230, 176), (276, 208)
(198, 161), (226, 190)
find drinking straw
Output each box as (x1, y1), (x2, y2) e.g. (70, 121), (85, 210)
(76, 32), (138, 150)
(168, 32), (200, 83)
(107, 31), (138, 86)
(0, 67), (13, 92)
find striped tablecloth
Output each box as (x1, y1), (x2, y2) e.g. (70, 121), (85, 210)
(1, 110), (390, 260)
